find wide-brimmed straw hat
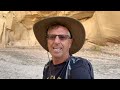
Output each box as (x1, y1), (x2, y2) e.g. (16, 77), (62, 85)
(33, 16), (85, 54)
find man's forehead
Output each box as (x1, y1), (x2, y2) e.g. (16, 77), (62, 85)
(48, 25), (70, 33)
(47, 25), (72, 38)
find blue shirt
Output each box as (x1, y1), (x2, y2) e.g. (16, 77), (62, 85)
(43, 56), (94, 79)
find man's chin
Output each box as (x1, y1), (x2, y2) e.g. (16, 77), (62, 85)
(52, 53), (62, 58)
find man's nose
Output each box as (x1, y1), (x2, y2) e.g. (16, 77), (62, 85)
(54, 36), (61, 43)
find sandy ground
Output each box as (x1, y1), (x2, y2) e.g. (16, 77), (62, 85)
(0, 43), (120, 79)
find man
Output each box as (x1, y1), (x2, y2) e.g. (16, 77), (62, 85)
(33, 16), (94, 79)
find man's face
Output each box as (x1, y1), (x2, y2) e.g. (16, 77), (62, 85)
(47, 26), (73, 58)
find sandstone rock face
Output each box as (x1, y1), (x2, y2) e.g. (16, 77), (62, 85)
(0, 11), (119, 48)
(83, 11), (120, 45)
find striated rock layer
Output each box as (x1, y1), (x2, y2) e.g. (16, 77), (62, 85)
(0, 11), (120, 49)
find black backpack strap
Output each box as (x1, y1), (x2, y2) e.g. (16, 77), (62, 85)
(43, 61), (50, 79)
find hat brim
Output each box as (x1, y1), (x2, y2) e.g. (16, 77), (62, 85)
(33, 16), (85, 54)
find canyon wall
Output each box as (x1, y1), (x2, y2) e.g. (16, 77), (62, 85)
(0, 11), (120, 48)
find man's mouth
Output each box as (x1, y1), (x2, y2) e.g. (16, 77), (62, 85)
(53, 47), (62, 52)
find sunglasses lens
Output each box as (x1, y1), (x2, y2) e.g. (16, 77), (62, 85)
(59, 35), (67, 40)
(47, 35), (55, 40)
(47, 34), (71, 40)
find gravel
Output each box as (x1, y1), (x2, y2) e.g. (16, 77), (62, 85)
(0, 43), (120, 79)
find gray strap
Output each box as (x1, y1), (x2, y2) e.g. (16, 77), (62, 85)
(65, 60), (71, 79)
(65, 56), (79, 79)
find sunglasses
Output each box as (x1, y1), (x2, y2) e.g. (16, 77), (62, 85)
(47, 34), (71, 40)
